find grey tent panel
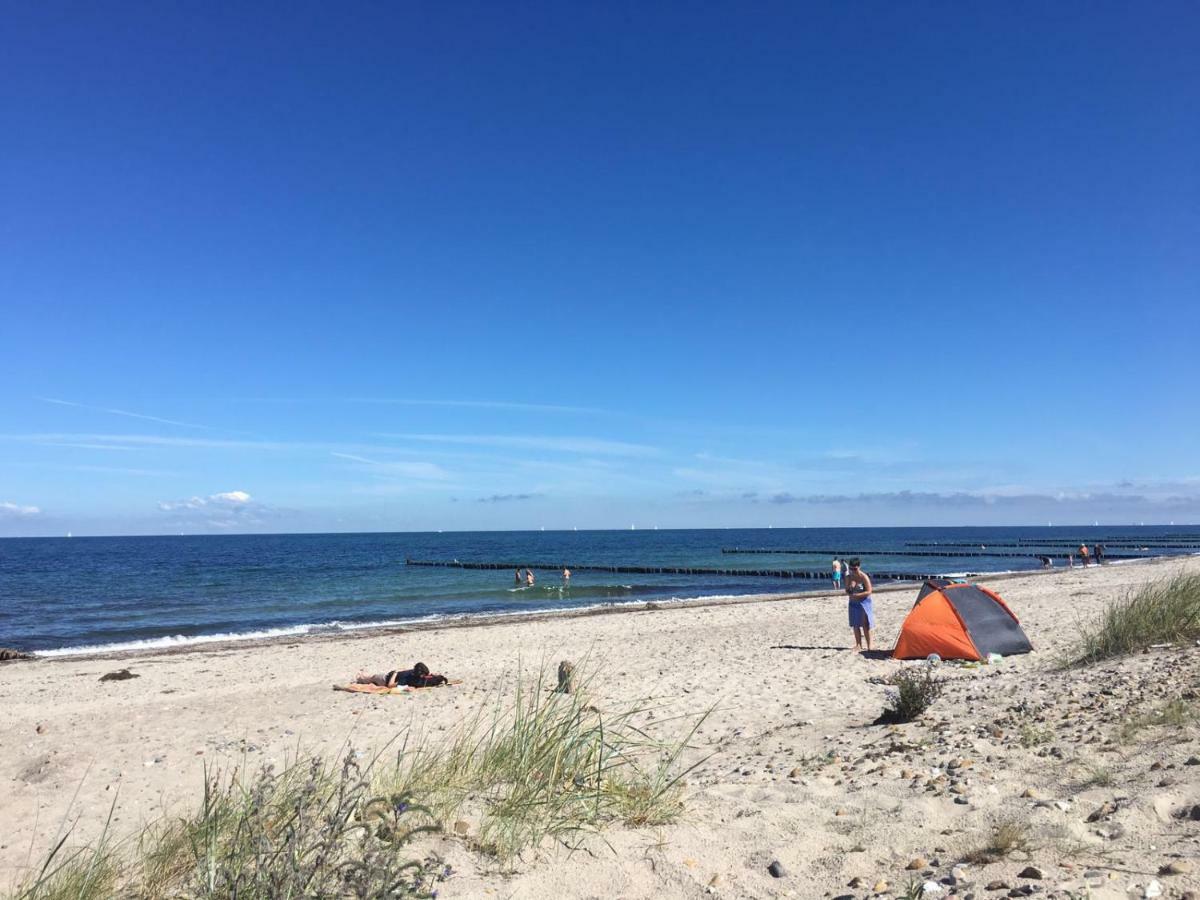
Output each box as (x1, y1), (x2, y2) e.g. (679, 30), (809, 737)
(945, 585), (1033, 656)
(917, 578), (955, 603)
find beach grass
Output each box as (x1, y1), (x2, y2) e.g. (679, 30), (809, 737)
(378, 665), (710, 864)
(1070, 573), (1200, 665)
(962, 820), (1034, 865)
(9, 665), (705, 897)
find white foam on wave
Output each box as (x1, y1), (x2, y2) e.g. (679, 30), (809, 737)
(35, 616), (443, 658)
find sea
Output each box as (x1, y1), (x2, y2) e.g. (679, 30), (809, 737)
(1, 526), (1197, 656)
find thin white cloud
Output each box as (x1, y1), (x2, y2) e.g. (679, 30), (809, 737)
(158, 490), (253, 511)
(44, 442), (143, 451)
(0, 501), (41, 517)
(5, 433), (306, 451)
(330, 452), (451, 480)
(40, 397), (211, 430)
(233, 397), (606, 415)
(377, 433), (659, 457)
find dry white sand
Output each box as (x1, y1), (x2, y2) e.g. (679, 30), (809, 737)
(2, 556), (1199, 898)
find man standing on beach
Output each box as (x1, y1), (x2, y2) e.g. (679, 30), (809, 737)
(844, 558), (874, 652)
(1079, 544), (1090, 566)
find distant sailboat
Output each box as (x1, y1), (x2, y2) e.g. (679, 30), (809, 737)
(630, 523), (636, 530)
(66, 531), (72, 538)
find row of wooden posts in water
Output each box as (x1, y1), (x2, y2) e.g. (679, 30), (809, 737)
(720, 547), (1147, 560)
(405, 559), (951, 581)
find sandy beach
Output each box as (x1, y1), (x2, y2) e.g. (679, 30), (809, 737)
(3, 556), (1199, 899)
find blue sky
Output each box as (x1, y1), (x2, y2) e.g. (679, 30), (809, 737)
(2, 2), (1198, 535)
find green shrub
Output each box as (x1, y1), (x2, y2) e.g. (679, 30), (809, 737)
(1072, 574), (1200, 665)
(879, 665), (943, 724)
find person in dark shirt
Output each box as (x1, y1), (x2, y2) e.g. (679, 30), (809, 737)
(355, 661), (448, 688)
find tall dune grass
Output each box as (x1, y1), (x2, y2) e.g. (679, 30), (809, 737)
(1071, 573), (1200, 665)
(381, 665), (709, 864)
(9, 665), (707, 898)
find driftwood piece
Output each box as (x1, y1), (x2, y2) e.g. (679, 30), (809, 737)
(0, 648), (35, 662)
(555, 660), (576, 694)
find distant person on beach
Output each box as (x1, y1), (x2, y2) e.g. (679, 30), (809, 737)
(1079, 544), (1090, 566)
(1038, 555), (1053, 568)
(525, 568), (536, 586)
(515, 569), (522, 585)
(844, 558), (874, 652)
(355, 662), (448, 688)
(1094, 544), (1105, 564)
(562, 567), (571, 585)
(832, 559), (842, 589)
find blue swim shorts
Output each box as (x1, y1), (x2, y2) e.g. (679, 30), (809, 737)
(848, 596), (875, 628)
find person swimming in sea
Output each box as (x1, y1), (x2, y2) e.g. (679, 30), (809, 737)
(525, 568), (536, 586)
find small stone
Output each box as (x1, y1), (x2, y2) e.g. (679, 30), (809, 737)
(1160, 860), (1194, 875)
(907, 856), (929, 870)
(921, 882), (944, 895)
(1144, 879), (1163, 898)
(835, 808), (848, 816)
(1017, 866), (1044, 880)
(1185, 756), (1200, 766)
(453, 820), (469, 835)
(788, 767), (802, 778)
(35, 723), (45, 734)
(99, 668), (138, 682)
(986, 881), (1009, 891)
(848, 876), (866, 888)
(1020, 788), (1043, 800)
(1086, 801), (1115, 822)
(707, 874), (721, 887)
(874, 880), (889, 893)
(767, 860), (788, 878)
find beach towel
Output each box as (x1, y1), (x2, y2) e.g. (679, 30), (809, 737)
(333, 680), (461, 695)
(333, 683), (412, 695)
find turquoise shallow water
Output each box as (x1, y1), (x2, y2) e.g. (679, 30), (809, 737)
(1, 526), (1195, 654)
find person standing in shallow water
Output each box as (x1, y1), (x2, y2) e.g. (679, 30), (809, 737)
(832, 558), (842, 590)
(844, 557), (875, 652)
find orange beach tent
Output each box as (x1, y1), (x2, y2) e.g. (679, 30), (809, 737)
(892, 580), (1033, 661)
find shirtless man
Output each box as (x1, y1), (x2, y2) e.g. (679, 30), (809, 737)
(525, 568), (536, 586)
(844, 557), (875, 652)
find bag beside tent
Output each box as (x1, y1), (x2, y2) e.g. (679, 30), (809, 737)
(892, 581), (1032, 661)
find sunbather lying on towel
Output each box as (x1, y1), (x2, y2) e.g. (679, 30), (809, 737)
(355, 661), (448, 689)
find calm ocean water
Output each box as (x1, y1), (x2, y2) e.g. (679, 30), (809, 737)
(1, 526), (1196, 655)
